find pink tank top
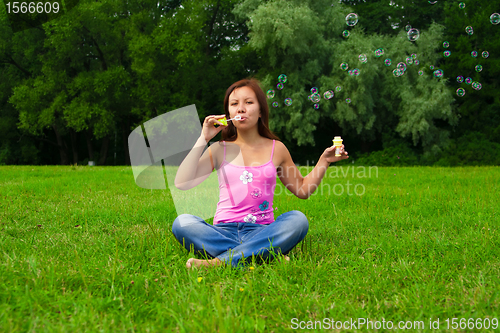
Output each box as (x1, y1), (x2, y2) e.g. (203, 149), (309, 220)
(213, 140), (277, 225)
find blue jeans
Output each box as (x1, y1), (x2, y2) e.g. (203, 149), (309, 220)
(171, 210), (309, 267)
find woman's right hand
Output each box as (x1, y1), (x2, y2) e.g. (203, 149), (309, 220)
(202, 115), (227, 143)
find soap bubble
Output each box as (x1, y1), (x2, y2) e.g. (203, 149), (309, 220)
(465, 77), (472, 84)
(284, 98), (292, 106)
(490, 13), (500, 25)
(428, 1), (437, 4)
(359, 54), (367, 63)
(393, 69), (404, 77)
(405, 25), (412, 32)
(472, 82), (482, 90)
(313, 103), (320, 110)
(475, 65), (483, 72)
(430, 65), (434, 70)
(443, 41), (450, 48)
(278, 74), (288, 83)
(272, 101), (278, 107)
(343, 30), (350, 37)
(482, 51), (489, 58)
(375, 48), (384, 57)
(277, 83), (284, 90)
(324, 90), (334, 100)
(340, 63), (349, 71)
(433, 69), (444, 78)
(354, 69), (361, 76)
(459, 2), (465, 9)
(407, 28), (420, 41)
(335, 86), (342, 92)
(456, 88), (466, 97)
(418, 70), (424, 76)
(397, 62), (407, 72)
(415, 60), (420, 65)
(346, 13), (358, 26)
(443, 50), (451, 57)
(406, 57), (413, 65)
(465, 26), (473, 35)
(266, 89), (275, 99)
(311, 93), (321, 103)
(345, 98), (351, 104)
(310, 87), (318, 94)
(411, 53), (417, 59)
(457, 76), (464, 83)
(471, 51), (478, 58)
(384, 59), (392, 66)
(348, 69), (354, 76)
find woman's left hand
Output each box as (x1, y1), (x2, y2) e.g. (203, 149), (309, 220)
(322, 144), (349, 163)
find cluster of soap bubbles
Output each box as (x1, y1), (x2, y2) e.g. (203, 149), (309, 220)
(269, 8), (499, 109)
(307, 86), (340, 109)
(375, 48), (384, 57)
(267, 74), (293, 107)
(348, 68), (360, 76)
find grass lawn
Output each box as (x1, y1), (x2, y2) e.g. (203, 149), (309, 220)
(0, 165), (499, 332)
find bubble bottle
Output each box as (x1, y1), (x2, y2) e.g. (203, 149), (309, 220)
(333, 136), (343, 157)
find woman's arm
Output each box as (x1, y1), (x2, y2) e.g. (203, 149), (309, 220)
(174, 115), (225, 190)
(277, 141), (349, 199)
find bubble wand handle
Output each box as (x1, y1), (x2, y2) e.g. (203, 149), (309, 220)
(214, 115), (241, 126)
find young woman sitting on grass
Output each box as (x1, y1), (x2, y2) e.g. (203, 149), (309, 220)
(172, 78), (349, 269)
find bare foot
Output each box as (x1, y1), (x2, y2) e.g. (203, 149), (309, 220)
(186, 258), (222, 270)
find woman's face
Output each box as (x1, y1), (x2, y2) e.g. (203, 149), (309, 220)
(228, 86), (261, 128)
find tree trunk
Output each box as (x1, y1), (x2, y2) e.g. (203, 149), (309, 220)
(70, 129), (79, 164)
(85, 129), (95, 161)
(122, 120), (131, 165)
(52, 124), (69, 165)
(98, 136), (110, 165)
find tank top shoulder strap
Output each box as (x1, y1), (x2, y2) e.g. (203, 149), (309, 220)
(270, 140), (275, 162)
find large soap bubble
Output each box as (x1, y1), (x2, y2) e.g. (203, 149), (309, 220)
(324, 91), (334, 100)
(267, 89), (275, 99)
(433, 69), (444, 78)
(284, 98), (292, 106)
(278, 74), (288, 83)
(490, 13), (500, 25)
(456, 88), (466, 97)
(311, 93), (321, 103)
(346, 13), (358, 26)
(407, 28), (420, 41)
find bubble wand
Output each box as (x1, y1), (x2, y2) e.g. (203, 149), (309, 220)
(215, 115), (242, 126)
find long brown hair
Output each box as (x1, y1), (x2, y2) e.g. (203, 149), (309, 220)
(221, 78), (280, 142)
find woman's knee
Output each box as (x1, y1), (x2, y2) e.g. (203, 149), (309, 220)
(288, 210), (309, 235)
(172, 214), (199, 235)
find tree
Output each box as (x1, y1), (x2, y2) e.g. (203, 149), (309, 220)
(234, 0), (458, 157)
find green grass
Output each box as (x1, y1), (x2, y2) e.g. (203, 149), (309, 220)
(0, 165), (499, 332)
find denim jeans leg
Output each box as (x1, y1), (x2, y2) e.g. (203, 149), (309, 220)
(216, 210), (309, 267)
(171, 214), (240, 258)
